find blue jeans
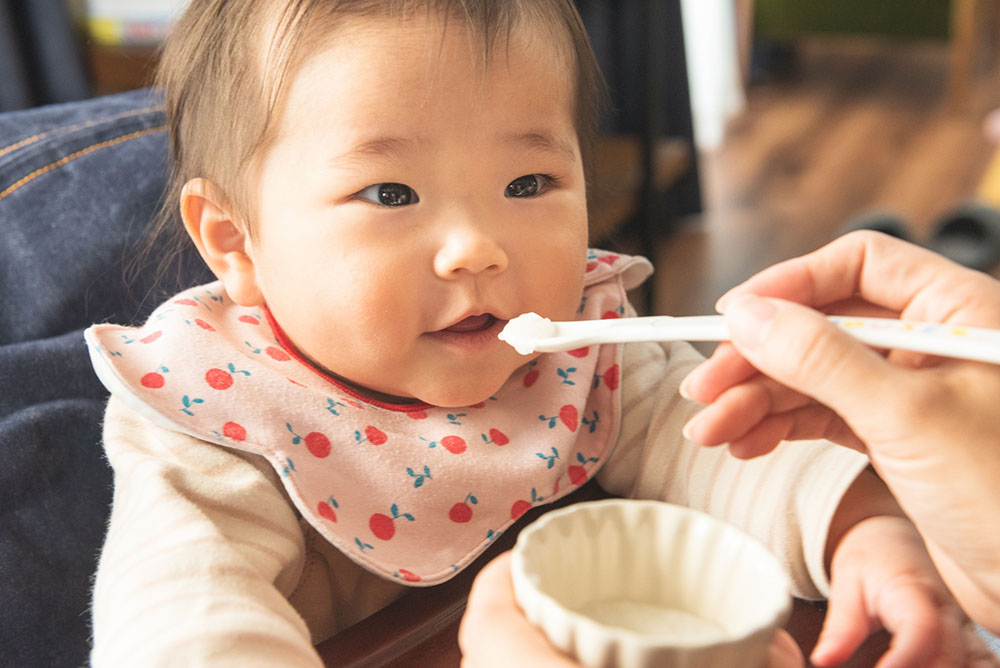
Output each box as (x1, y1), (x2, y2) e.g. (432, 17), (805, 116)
(0, 89), (211, 666)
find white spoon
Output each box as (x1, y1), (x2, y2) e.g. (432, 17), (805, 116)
(498, 312), (1000, 365)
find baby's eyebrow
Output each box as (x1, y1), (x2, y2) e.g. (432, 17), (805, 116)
(502, 131), (578, 163)
(328, 131), (577, 167)
(328, 135), (421, 167)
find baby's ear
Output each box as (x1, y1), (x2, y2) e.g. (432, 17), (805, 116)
(180, 178), (264, 306)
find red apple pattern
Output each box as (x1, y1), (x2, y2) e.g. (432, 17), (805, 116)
(449, 493), (478, 523)
(510, 499), (532, 521)
(265, 346), (290, 361)
(318, 496), (339, 522)
(304, 432), (331, 458)
(370, 504), (415, 540)
(481, 428), (509, 446)
(205, 367), (233, 390)
(140, 366), (169, 389)
(568, 452), (600, 486)
(602, 364), (620, 390)
(222, 421), (246, 441)
(538, 405), (579, 431)
(355, 425), (388, 446)
(425, 435), (466, 454)
(86, 249), (636, 585)
(510, 488), (543, 521)
(286, 422), (332, 458)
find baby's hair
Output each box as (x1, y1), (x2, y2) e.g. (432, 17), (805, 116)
(144, 0), (605, 284)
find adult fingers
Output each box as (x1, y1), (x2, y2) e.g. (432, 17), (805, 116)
(725, 404), (865, 459)
(718, 231), (1000, 327)
(683, 375), (799, 446)
(718, 293), (911, 434)
(681, 342), (759, 404)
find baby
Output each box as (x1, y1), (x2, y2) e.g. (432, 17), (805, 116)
(85, 1), (980, 665)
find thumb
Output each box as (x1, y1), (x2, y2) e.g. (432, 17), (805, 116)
(721, 294), (904, 423)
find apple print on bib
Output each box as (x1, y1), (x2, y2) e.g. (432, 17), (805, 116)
(85, 249), (652, 586)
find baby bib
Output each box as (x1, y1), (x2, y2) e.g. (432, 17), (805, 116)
(85, 250), (652, 585)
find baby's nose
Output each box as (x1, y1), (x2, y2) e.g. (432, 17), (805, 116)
(433, 226), (509, 278)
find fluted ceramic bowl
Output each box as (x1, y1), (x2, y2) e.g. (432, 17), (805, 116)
(511, 499), (792, 668)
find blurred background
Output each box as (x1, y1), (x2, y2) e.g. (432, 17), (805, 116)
(651, 0), (1000, 321)
(3, 0), (1000, 317)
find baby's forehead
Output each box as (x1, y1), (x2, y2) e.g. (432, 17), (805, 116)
(257, 7), (578, 127)
(262, 5), (577, 91)
(273, 15), (578, 136)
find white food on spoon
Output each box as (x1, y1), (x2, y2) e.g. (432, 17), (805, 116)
(498, 312), (556, 355)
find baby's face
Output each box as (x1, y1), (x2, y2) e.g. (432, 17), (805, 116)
(244, 14), (589, 407)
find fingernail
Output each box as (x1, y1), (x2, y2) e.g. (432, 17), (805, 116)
(679, 374), (694, 399)
(726, 294), (777, 349)
(682, 413), (701, 442)
(715, 290), (735, 313)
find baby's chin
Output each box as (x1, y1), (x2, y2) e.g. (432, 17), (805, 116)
(321, 369), (509, 408)
(322, 369), (504, 408)
(325, 351), (536, 408)
(409, 363), (533, 408)
(412, 380), (507, 409)
(305, 357), (498, 407)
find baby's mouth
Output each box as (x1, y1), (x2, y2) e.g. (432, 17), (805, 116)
(442, 314), (498, 334)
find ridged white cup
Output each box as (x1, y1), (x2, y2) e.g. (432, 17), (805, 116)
(511, 499), (792, 668)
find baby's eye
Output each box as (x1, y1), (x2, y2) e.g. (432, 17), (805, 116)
(356, 183), (419, 207)
(505, 174), (553, 199)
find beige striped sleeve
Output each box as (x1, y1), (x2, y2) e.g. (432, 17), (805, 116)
(598, 341), (869, 600)
(91, 396), (321, 668)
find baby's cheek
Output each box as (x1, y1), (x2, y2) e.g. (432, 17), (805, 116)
(553, 264), (588, 317)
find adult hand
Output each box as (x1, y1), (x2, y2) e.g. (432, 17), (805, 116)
(681, 231), (1000, 632)
(458, 551), (804, 668)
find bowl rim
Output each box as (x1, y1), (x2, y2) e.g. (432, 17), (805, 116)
(510, 498), (793, 650)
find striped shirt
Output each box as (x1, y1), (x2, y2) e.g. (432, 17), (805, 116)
(90, 339), (867, 666)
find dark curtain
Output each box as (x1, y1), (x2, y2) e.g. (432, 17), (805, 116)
(0, 0), (90, 111)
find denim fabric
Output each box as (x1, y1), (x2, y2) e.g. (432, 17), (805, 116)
(0, 89), (212, 667)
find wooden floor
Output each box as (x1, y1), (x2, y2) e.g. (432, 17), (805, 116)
(648, 36), (1000, 319)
